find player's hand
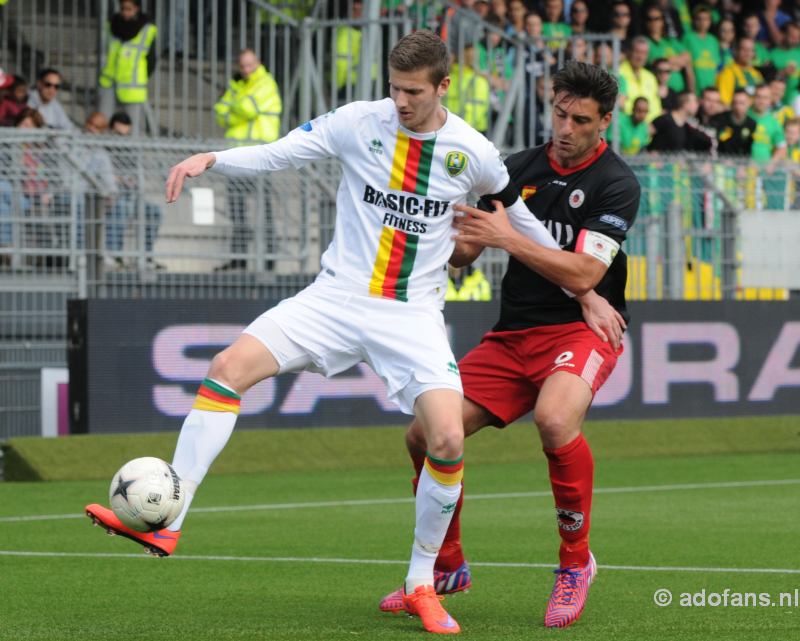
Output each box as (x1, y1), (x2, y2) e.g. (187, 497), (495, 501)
(453, 200), (520, 251)
(165, 153), (216, 203)
(576, 290), (626, 350)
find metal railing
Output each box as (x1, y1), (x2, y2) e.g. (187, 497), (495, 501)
(0, 0), (620, 148)
(1, 131), (797, 439)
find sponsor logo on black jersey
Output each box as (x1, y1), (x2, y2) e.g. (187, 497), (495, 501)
(363, 184), (449, 218)
(599, 213), (629, 231)
(522, 185), (537, 200)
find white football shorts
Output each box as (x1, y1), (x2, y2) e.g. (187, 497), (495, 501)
(243, 280), (462, 414)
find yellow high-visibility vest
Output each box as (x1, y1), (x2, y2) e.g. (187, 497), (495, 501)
(214, 64), (282, 142)
(445, 269), (492, 301)
(445, 63), (490, 133)
(99, 21), (157, 104)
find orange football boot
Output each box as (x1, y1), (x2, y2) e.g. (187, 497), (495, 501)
(85, 503), (181, 557)
(402, 585), (461, 634)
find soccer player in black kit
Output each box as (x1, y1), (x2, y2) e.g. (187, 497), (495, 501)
(379, 61), (640, 629)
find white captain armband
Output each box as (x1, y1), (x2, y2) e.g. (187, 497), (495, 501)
(575, 229), (620, 267)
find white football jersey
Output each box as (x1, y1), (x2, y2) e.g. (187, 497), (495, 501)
(211, 98), (511, 305)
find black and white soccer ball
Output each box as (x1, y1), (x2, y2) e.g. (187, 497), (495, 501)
(109, 457), (185, 532)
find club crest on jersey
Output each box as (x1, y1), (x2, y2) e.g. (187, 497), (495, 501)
(444, 151), (468, 177)
(522, 185), (537, 200)
(569, 189), (585, 208)
(556, 507), (585, 532)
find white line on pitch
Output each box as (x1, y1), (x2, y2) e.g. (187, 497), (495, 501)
(0, 549), (798, 575)
(1, 478), (799, 523)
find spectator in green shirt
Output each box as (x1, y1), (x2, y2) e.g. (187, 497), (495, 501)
(750, 83), (788, 209)
(610, 95), (652, 155)
(770, 22), (800, 105)
(768, 77), (795, 124)
(784, 117), (800, 162)
(683, 5), (722, 94)
(644, 5), (695, 94)
(541, 0), (571, 50)
(750, 83), (787, 163)
(741, 13), (771, 69)
(716, 18), (736, 69)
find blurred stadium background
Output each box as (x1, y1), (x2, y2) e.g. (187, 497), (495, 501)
(0, 0), (799, 445)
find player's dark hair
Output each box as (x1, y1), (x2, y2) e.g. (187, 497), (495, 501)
(37, 67), (61, 82)
(551, 61), (619, 116)
(388, 30), (450, 86)
(674, 90), (695, 111)
(109, 111), (132, 128)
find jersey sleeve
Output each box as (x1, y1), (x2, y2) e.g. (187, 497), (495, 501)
(471, 137), (514, 198)
(211, 104), (354, 176)
(581, 170), (640, 245)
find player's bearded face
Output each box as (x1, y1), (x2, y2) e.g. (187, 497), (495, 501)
(550, 92), (611, 166)
(389, 67), (448, 133)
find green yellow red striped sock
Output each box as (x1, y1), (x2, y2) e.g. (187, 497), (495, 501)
(423, 453), (464, 486)
(192, 378), (241, 415)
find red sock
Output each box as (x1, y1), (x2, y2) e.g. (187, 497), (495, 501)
(409, 448), (465, 572)
(544, 433), (594, 568)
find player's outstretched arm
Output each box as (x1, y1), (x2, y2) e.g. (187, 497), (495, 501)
(165, 152), (216, 203)
(453, 200), (605, 295)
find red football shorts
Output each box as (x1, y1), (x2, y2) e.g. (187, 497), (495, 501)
(458, 321), (621, 426)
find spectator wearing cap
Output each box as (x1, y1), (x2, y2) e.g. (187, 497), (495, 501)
(27, 68), (75, 130)
(716, 37), (764, 106)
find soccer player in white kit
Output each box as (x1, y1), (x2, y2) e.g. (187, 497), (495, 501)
(86, 30), (573, 634)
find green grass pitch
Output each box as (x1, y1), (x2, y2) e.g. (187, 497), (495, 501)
(1, 423), (799, 640)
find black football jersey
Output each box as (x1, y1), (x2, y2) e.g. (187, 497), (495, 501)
(490, 142), (640, 331)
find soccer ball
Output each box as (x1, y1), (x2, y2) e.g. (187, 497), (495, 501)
(109, 457), (185, 532)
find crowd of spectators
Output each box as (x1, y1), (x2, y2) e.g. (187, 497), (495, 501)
(2, 0), (799, 271)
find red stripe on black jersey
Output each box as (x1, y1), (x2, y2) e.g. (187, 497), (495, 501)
(546, 140), (608, 176)
(497, 143), (640, 332)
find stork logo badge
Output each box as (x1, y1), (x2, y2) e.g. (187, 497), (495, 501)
(445, 151), (468, 177)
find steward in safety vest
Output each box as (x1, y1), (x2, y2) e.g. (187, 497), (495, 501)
(444, 44), (490, 134)
(215, 49), (282, 143)
(99, 0), (157, 107)
(446, 266), (492, 301)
